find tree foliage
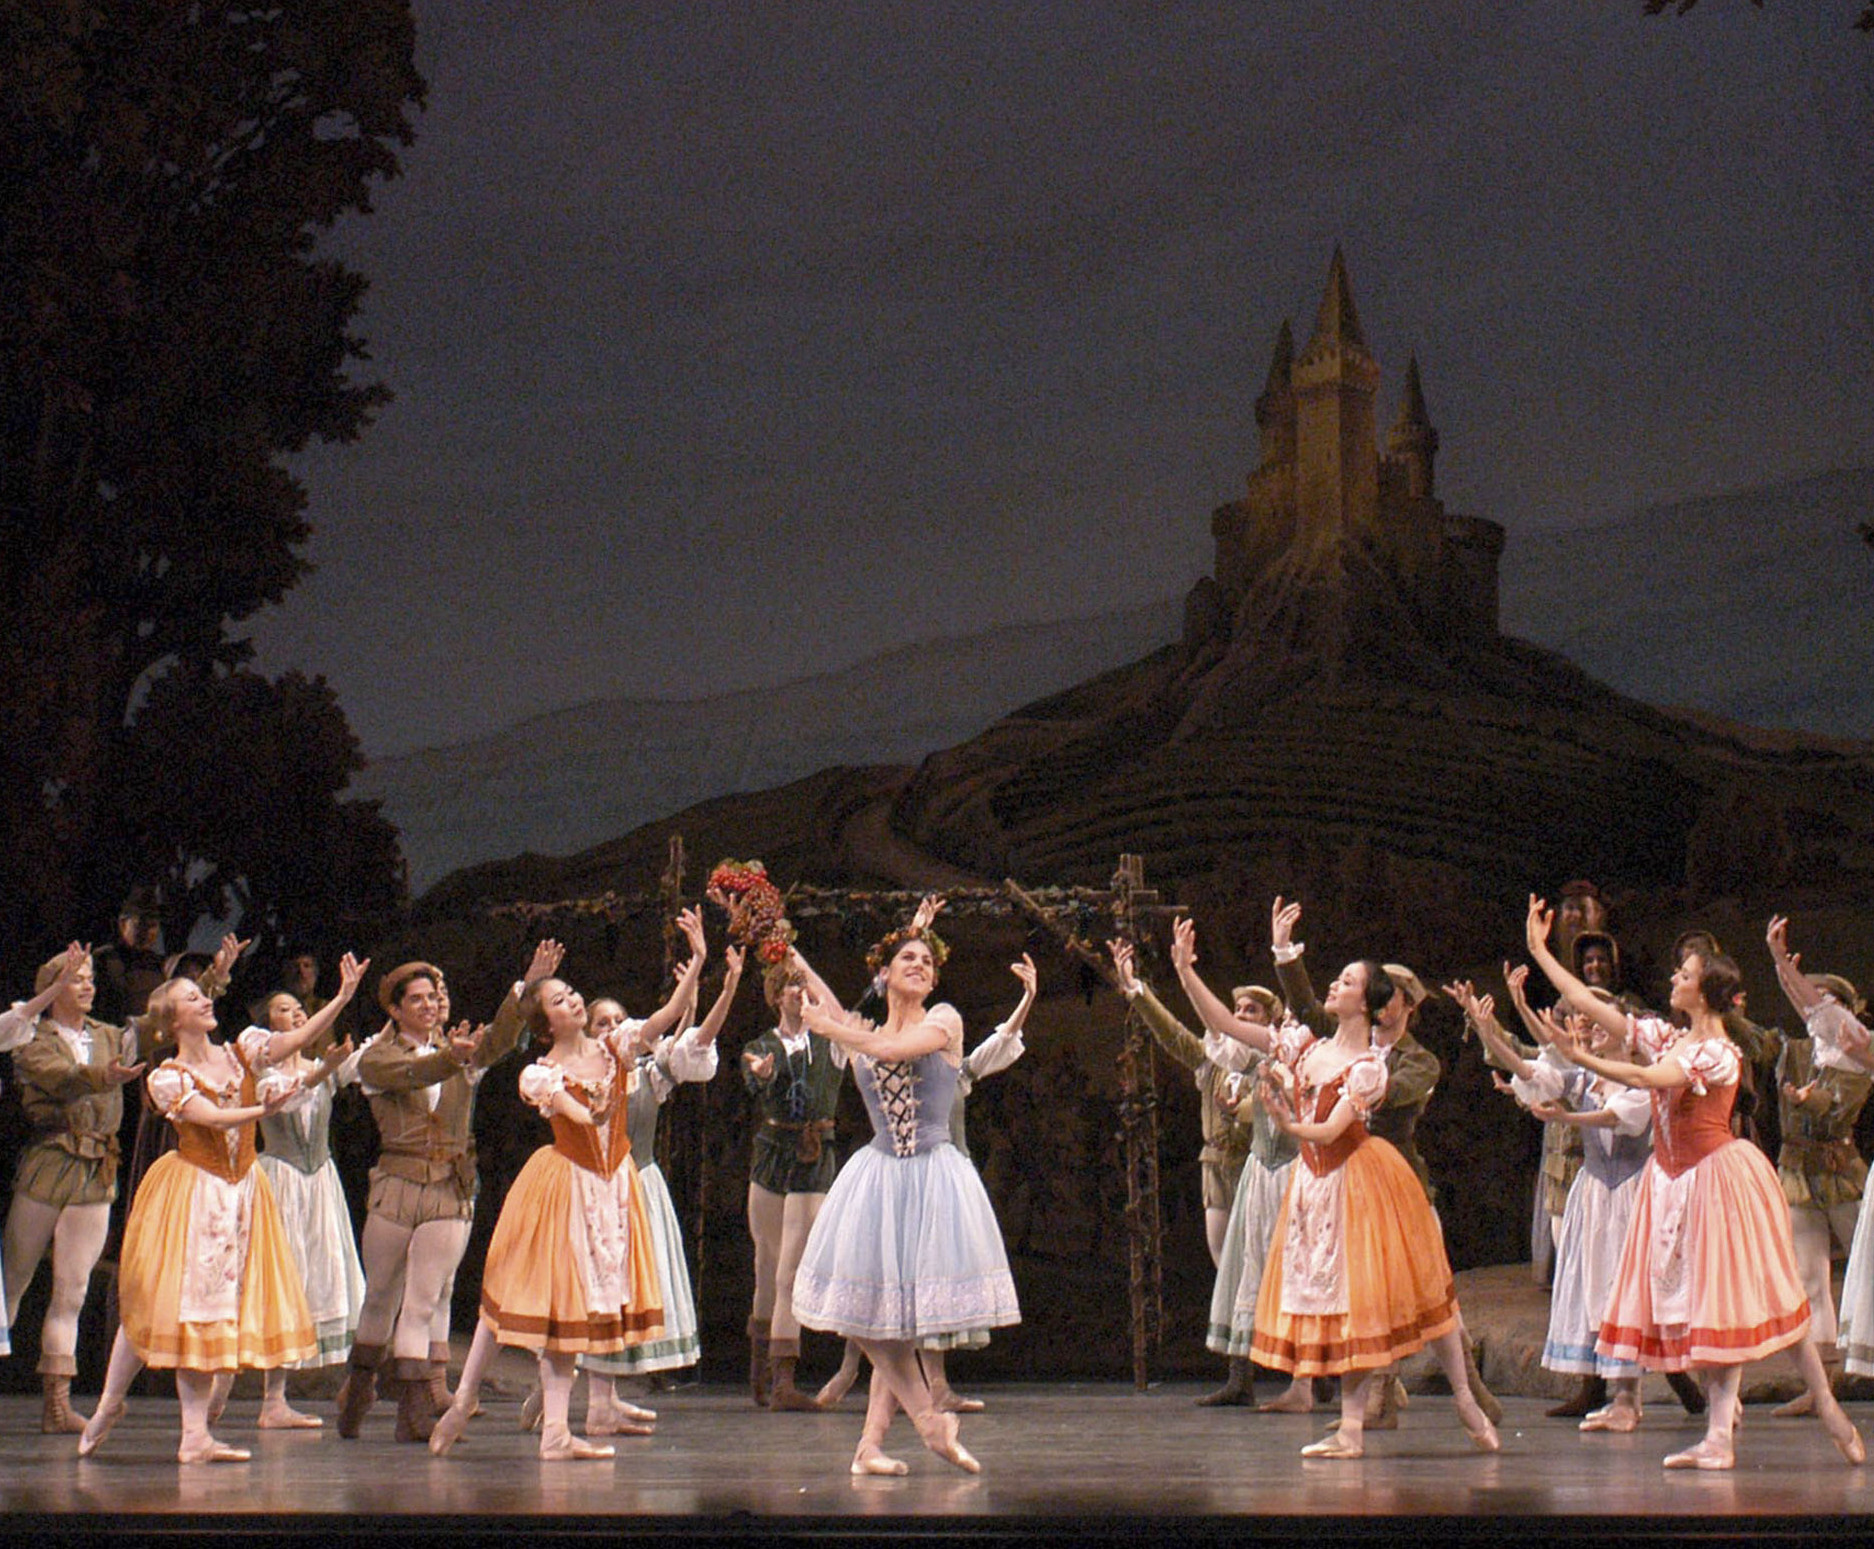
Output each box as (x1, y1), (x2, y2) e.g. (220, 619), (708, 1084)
(1644, 0), (1874, 33)
(0, 2), (424, 971)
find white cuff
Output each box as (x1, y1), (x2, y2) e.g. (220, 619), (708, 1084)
(1272, 943), (1304, 965)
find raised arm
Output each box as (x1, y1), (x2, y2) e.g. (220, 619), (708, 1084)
(1447, 980), (1536, 1080)
(1766, 915), (1825, 1017)
(1269, 897), (1330, 1037)
(0, 942), (89, 1049)
(1170, 917), (1277, 1054)
(689, 946), (745, 1048)
(1524, 896), (1629, 1044)
(631, 908), (709, 1047)
(1111, 938), (1205, 1071)
(252, 954), (368, 1065)
(799, 987), (952, 1063)
(1546, 1015), (1689, 1091)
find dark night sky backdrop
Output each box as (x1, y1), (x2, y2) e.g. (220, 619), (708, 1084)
(245, 2), (1874, 755)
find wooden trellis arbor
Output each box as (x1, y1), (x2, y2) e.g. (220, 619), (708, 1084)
(490, 842), (1183, 1389)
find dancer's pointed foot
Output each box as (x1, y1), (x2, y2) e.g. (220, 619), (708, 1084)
(428, 1402), (471, 1457)
(938, 1392), (986, 1414)
(1300, 1434), (1363, 1459)
(518, 1385), (543, 1432)
(257, 1402), (324, 1429)
(817, 1367), (859, 1410)
(1664, 1437), (1734, 1471)
(851, 1442), (910, 1476)
(1772, 1389), (1815, 1418)
(77, 1396), (125, 1458)
(616, 1398), (657, 1423)
(1820, 1397), (1866, 1464)
(1579, 1402), (1641, 1433)
(1455, 1391), (1500, 1453)
(914, 1409), (980, 1474)
(540, 1426), (614, 1461)
(177, 1438), (250, 1464)
(587, 1415), (656, 1437)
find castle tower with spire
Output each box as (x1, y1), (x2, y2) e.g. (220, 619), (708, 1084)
(1204, 247), (1503, 663)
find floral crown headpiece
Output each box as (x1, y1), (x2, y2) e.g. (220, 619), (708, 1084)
(706, 859), (797, 966)
(865, 923), (950, 976)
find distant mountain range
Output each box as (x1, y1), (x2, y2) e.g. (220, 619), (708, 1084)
(358, 466), (1874, 892)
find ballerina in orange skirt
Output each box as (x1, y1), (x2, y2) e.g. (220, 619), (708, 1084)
(78, 955), (367, 1463)
(1171, 914), (1498, 1459)
(1524, 895), (1864, 1471)
(429, 916), (710, 1461)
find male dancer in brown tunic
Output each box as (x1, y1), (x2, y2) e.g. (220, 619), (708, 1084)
(335, 948), (540, 1440)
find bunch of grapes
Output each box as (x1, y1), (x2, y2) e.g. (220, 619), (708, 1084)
(707, 859), (797, 965)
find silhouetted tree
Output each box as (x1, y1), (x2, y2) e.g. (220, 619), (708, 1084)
(0, 2), (424, 972)
(1644, 0), (1874, 33)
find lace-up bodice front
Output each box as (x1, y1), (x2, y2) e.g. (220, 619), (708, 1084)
(856, 1050), (960, 1158)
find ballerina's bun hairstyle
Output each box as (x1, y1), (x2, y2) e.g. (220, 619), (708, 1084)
(378, 961), (443, 1014)
(141, 976), (198, 1040)
(1685, 949), (1744, 1014)
(1811, 973), (1865, 1016)
(1355, 959), (1399, 1020)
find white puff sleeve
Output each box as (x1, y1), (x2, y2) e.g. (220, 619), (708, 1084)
(1678, 1037), (1740, 1096)
(663, 1025), (720, 1085)
(146, 1062), (197, 1121)
(518, 1061), (567, 1118)
(1343, 1052), (1390, 1118)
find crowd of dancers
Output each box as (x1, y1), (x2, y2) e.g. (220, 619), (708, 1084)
(0, 878), (1870, 1476)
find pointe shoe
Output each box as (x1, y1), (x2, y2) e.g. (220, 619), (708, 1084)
(1664, 1440), (1734, 1471)
(1822, 1402), (1866, 1465)
(519, 1386), (544, 1433)
(1301, 1434), (1364, 1459)
(257, 1404), (324, 1429)
(1458, 1393), (1501, 1452)
(540, 1425), (614, 1461)
(851, 1443), (909, 1476)
(1579, 1405), (1641, 1434)
(428, 1402), (471, 1457)
(939, 1392), (986, 1414)
(616, 1397), (657, 1423)
(1772, 1389), (1815, 1418)
(178, 1438), (251, 1464)
(913, 1409), (981, 1474)
(77, 1396), (125, 1458)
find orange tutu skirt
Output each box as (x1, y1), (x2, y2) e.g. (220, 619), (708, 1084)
(118, 1153), (316, 1371)
(1250, 1136), (1458, 1376)
(478, 1146), (665, 1354)
(1597, 1140), (1809, 1370)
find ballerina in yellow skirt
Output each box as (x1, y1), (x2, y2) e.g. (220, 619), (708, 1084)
(78, 955), (366, 1463)
(430, 915), (712, 1461)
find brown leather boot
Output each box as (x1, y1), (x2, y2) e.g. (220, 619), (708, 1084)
(425, 1361), (454, 1419)
(393, 1358), (440, 1443)
(768, 1341), (818, 1412)
(1195, 1356), (1254, 1407)
(748, 1318), (771, 1408)
(1546, 1374), (1608, 1418)
(1666, 1369), (1708, 1414)
(336, 1343), (384, 1439)
(41, 1374), (87, 1434)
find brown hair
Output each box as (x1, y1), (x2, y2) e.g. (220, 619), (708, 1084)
(378, 961), (443, 1014)
(763, 961), (802, 1009)
(34, 950), (90, 996)
(1686, 950), (1744, 1014)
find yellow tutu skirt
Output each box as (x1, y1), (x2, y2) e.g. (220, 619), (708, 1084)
(478, 1146), (665, 1354)
(119, 1152), (316, 1371)
(1251, 1136), (1459, 1376)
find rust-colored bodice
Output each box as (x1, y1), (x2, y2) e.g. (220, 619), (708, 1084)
(1652, 1078), (1736, 1179)
(1298, 1067), (1368, 1178)
(546, 1053), (636, 1177)
(167, 1055), (258, 1183)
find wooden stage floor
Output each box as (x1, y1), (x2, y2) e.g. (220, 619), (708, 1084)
(1, 1385), (1871, 1544)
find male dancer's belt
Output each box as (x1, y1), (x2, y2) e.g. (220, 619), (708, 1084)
(763, 1117), (835, 1165)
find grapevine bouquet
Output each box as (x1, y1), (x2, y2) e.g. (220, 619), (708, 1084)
(706, 859), (797, 965)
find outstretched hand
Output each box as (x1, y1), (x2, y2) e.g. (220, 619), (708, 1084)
(1010, 952), (1038, 1000)
(524, 940), (566, 985)
(1108, 938), (1141, 997)
(1526, 896), (1554, 956)
(1171, 916), (1197, 976)
(1767, 914), (1793, 963)
(446, 1021), (486, 1063)
(677, 906), (707, 961)
(1270, 897), (1301, 951)
(105, 1058), (147, 1088)
(910, 895), (946, 934)
(1503, 962), (1530, 1005)
(334, 952), (370, 1002)
(211, 933), (253, 981)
